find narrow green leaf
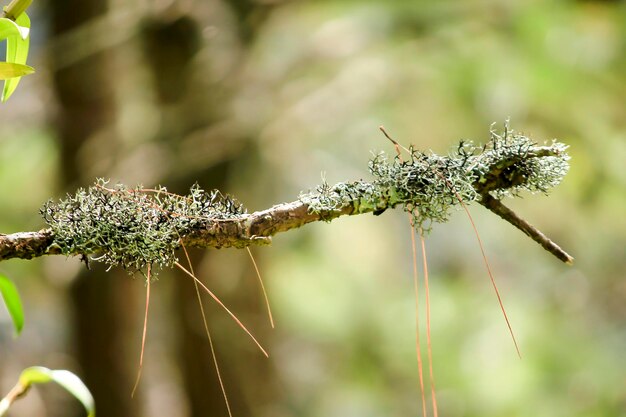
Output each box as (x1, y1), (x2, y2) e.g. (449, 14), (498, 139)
(2, 12), (30, 102)
(18, 367), (52, 384)
(0, 274), (24, 335)
(0, 17), (29, 40)
(0, 62), (33, 79)
(19, 367), (95, 417)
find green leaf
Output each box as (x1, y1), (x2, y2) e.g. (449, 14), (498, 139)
(19, 367), (95, 417)
(0, 274), (24, 335)
(0, 61), (33, 79)
(2, 12), (30, 102)
(0, 17), (29, 40)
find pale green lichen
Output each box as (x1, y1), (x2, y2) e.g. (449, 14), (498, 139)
(41, 179), (245, 272)
(470, 124), (570, 198)
(304, 123), (569, 230)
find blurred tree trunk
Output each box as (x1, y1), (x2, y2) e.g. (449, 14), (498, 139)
(49, 1), (141, 417)
(139, 6), (277, 416)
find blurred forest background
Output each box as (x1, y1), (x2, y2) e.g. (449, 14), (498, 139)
(0, 0), (625, 416)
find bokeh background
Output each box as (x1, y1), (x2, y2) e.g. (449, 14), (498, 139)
(0, 0), (625, 416)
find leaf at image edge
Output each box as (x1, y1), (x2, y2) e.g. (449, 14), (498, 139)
(0, 17), (29, 40)
(0, 62), (34, 79)
(0, 274), (24, 335)
(2, 12), (31, 102)
(19, 367), (95, 417)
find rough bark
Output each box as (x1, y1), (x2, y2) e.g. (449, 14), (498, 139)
(0, 192), (572, 264)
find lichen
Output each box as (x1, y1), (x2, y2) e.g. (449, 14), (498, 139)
(40, 123), (570, 272)
(470, 124), (570, 198)
(41, 179), (245, 272)
(304, 123), (569, 231)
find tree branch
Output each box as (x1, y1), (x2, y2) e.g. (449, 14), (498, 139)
(0, 126), (575, 266)
(478, 194), (573, 264)
(0, 230), (58, 260)
(0, 201), (355, 262)
(0, 188), (573, 265)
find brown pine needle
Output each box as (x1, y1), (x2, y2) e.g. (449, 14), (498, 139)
(131, 264), (151, 398)
(175, 262), (269, 358)
(419, 233), (438, 417)
(200, 304), (233, 417)
(379, 126), (411, 155)
(246, 247), (275, 329)
(178, 242), (233, 417)
(385, 125), (431, 417)
(422, 156), (522, 359)
(458, 203), (522, 359)
(410, 218), (429, 417)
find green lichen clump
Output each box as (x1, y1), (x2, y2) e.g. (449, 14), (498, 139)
(41, 180), (245, 271)
(305, 124), (569, 230)
(469, 126), (570, 198)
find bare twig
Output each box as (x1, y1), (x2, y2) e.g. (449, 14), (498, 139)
(479, 193), (574, 264)
(0, 230), (58, 260)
